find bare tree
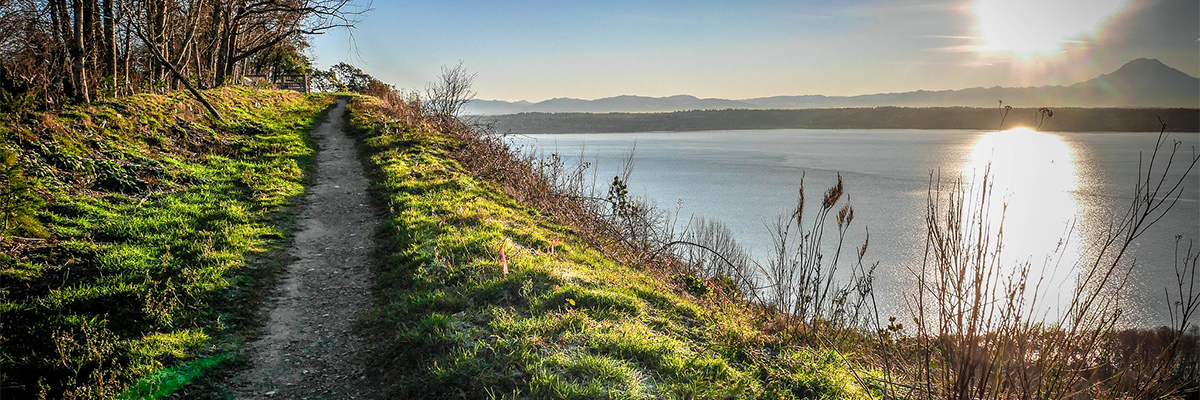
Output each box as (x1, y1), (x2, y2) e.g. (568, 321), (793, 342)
(132, 16), (223, 120)
(0, 0), (370, 107)
(425, 60), (476, 121)
(212, 0), (366, 86)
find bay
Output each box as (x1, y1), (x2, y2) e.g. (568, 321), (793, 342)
(513, 129), (1200, 327)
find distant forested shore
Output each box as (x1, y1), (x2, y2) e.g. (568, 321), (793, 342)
(487, 107), (1200, 134)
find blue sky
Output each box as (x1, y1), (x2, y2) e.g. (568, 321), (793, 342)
(311, 0), (1199, 101)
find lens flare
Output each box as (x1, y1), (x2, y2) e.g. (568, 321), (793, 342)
(974, 0), (1126, 55)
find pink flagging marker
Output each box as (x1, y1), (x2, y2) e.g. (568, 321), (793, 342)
(500, 244), (509, 276)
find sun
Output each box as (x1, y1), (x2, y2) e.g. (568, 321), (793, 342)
(974, 0), (1126, 55)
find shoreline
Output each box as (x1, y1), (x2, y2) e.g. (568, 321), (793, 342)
(486, 107), (1200, 134)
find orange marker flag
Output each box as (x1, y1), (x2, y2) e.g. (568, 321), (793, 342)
(500, 244), (509, 276)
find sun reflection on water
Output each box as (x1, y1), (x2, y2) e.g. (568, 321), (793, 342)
(966, 128), (1082, 285)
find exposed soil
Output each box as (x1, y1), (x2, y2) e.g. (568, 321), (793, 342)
(224, 99), (378, 399)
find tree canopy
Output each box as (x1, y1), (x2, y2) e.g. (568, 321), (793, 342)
(0, 0), (367, 114)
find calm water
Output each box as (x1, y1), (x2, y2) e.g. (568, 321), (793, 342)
(514, 129), (1200, 327)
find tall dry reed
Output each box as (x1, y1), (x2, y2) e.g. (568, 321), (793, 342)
(873, 122), (1200, 400)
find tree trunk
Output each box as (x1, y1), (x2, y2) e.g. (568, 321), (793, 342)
(51, 0), (76, 100)
(168, 0), (204, 90)
(214, 7), (233, 86)
(70, 0), (90, 103)
(103, 0), (115, 88)
(193, 43), (205, 89)
(204, 3), (221, 87)
(83, 0), (96, 65)
(226, 27), (239, 84)
(149, 0), (167, 84)
(123, 18), (132, 94)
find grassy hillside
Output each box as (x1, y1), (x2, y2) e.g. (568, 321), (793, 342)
(348, 96), (879, 399)
(0, 87), (332, 399)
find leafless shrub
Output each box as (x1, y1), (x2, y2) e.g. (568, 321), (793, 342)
(678, 217), (755, 293)
(877, 124), (1200, 400)
(425, 61), (476, 125)
(648, 173), (877, 341)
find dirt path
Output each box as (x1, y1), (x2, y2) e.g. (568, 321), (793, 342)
(225, 99), (377, 399)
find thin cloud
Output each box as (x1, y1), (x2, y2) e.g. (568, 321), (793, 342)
(619, 14), (684, 23)
(925, 45), (985, 53)
(920, 35), (984, 41)
(845, 0), (963, 18)
(917, 34), (985, 54)
(856, 2), (932, 16)
(779, 13), (833, 20)
(882, 60), (943, 66)
(880, 55), (1011, 69)
(957, 61), (998, 67)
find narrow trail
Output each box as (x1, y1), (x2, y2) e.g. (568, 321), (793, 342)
(226, 99), (378, 399)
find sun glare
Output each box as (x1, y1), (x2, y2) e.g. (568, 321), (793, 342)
(966, 128), (1081, 278)
(974, 0), (1126, 55)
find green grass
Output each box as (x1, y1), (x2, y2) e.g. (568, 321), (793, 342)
(0, 87), (332, 399)
(348, 96), (879, 399)
(116, 352), (230, 400)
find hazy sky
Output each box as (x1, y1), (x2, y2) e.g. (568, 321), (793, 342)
(311, 0), (1199, 102)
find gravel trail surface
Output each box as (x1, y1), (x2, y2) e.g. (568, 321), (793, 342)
(226, 98), (378, 399)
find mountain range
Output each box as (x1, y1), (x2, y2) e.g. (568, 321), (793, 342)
(465, 59), (1199, 115)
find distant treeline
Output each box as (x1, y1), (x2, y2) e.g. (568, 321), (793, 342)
(488, 107), (1200, 134)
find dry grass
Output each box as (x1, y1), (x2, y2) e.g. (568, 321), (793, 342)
(347, 94), (881, 398)
(363, 80), (1199, 399)
(870, 125), (1200, 400)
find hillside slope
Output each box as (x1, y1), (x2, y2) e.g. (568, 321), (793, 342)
(347, 96), (879, 399)
(0, 88), (331, 399)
